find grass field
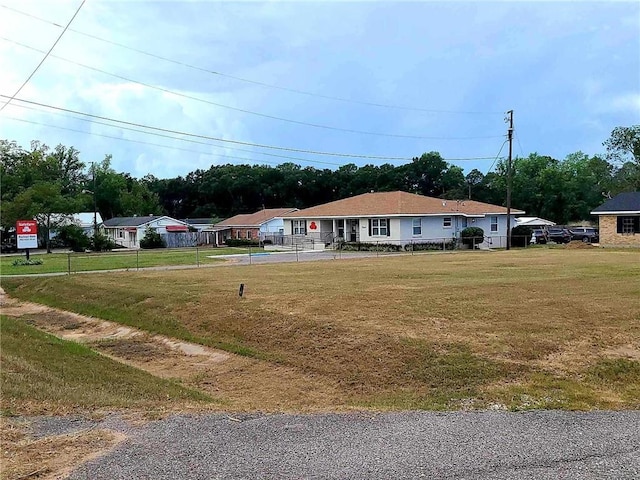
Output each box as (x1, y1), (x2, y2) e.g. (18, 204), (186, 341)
(0, 246), (257, 275)
(2, 248), (639, 411)
(0, 316), (211, 416)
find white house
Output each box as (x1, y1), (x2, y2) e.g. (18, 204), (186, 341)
(103, 215), (189, 248)
(281, 191), (524, 249)
(208, 208), (297, 245)
(48, 212), (104, 238)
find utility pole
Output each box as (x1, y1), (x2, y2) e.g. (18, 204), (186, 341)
(92, 162), (98, 248)
(506, 110), (514, 251)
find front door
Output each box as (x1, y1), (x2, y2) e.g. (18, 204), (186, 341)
(350, 219), (358, 242)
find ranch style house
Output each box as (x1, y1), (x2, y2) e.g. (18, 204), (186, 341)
(210, 208), (298, 244)
(103, 215), (189, 248)
(281, 191), (524, 249)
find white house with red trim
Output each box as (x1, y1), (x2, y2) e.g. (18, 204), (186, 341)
(103, 215), (189, 248)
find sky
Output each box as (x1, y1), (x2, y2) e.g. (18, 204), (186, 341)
(0, 0), (638, 179)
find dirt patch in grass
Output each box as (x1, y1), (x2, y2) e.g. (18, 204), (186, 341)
(0, 418), (124, 480)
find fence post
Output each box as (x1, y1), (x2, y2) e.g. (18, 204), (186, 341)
(249, 245), (252, 265)
(196, 246), (200, 267)
(136, 250), (139, 271)
(67, 252), (71, 275)
(376, 241), (379, 257)
(411, 240), (414, 255)
(295, 242), (299, 262)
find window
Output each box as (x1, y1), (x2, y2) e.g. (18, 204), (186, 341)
(617, 216), (639, 234)
(236, 230), (241, 239)
(490, 216), (498, 232)
(443, 217), (452, 228)
(371, 218), (388, 236)
(623, 217), (635, 234)
(293, 220), (306, 235)
(247, 230), (252, 239)
(412, 218), (422, 236)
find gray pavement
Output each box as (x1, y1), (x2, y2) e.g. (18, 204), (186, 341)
(52, 410), (640, 479)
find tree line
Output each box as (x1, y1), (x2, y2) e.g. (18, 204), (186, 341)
(1, 126), (638, 234)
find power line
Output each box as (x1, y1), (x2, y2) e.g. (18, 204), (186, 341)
(1, 3), (504, 116)
(1, 95), (412, 160)
(487, 139), (508, 172)
(1, 37), (504, 141)
(0, 1), (85, 113)
(5, 116), (345, 168)
(5, 103), (501, 165)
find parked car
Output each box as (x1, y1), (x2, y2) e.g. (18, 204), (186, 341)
(531, 228), (548, 244)
(569, 227), (599, 243)
(547, 227), (572, 244)
(0, 239), (18, 253)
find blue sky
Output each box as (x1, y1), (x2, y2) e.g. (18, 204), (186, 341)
(0, 0), (638, 179)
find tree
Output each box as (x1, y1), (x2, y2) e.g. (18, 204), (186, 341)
(604, 125), (640, 190)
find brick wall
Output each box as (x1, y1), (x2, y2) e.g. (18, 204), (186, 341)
(598, 215), (640, 247)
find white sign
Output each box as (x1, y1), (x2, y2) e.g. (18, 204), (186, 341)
(17, 234), (38, 249)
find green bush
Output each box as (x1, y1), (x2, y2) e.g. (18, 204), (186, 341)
(12, 258), (43, 266)
(460, 227), (484, 247)
(90, 231), (116, 252)
(511, 225), (533, 247)
(404, 240), (456, 251)
(225, 238), (260, 247)
(139, 227), (166, 249)
(340, 242), (402, 252)
(56, 224), (90, 252)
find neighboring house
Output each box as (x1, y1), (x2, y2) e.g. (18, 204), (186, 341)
(591, 192), (640, 247)
(103, 215), (189, 248)
(515, 216), (556, 228)
(181, 218), (222, 232)
(48, 212), (104, 238)
(281, 191), (524, 248)
(209, 208), (298, 244)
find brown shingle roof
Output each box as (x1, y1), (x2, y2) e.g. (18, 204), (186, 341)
(282, 191), (524, 218)
(214, 208), (298, 228)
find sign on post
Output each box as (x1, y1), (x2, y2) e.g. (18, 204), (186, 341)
(16, 220), (38, 249)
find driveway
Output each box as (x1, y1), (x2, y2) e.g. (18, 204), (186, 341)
(35, 410), (639, 479)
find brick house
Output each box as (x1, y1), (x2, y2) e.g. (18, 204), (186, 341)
(591, 192), (640, 247)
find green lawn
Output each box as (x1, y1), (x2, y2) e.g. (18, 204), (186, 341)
(0, 247), (256, 275)
(0, 316), (211, 415)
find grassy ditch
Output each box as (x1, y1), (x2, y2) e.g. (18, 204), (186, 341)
(2, 248), (639, 411)
(0, 316), (211, 416)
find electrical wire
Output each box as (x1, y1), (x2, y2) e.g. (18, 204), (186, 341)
(487, 140), (508, 172)
(3, 96), (500, 162)
(0, 1), (84, 112)
(1, 37), (504, 140)
(1, 3), (504, 116)
(4, 105), (501, 166)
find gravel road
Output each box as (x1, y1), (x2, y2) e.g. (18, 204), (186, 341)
(40, 410), (639, 479)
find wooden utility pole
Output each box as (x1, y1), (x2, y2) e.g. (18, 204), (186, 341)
(506, 110), (514, 251)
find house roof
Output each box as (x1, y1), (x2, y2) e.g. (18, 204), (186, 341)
(103, 215), (186, 227)
(49, 212), (104, 227)
(515, 216), (556, 227)
(213, 208), (298, 228)
(282, 191), (524, 218)
(181, 218), (221, 225)
(591, 192), (640, 215)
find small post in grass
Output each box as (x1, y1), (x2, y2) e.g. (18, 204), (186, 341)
(239, 283), (245, 297)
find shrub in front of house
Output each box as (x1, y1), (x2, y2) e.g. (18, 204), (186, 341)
(460, 227), (485, 247)
(56, 224), (91, 252)
(511, 225), (533, 247)
(12, 258), (44, 266)
(91, 231), (116, 252)
(139, 227), (166, 249)
(225, 238), (260, 247)
(340, 242), (402, 252)
(404, 240), (456, 251)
